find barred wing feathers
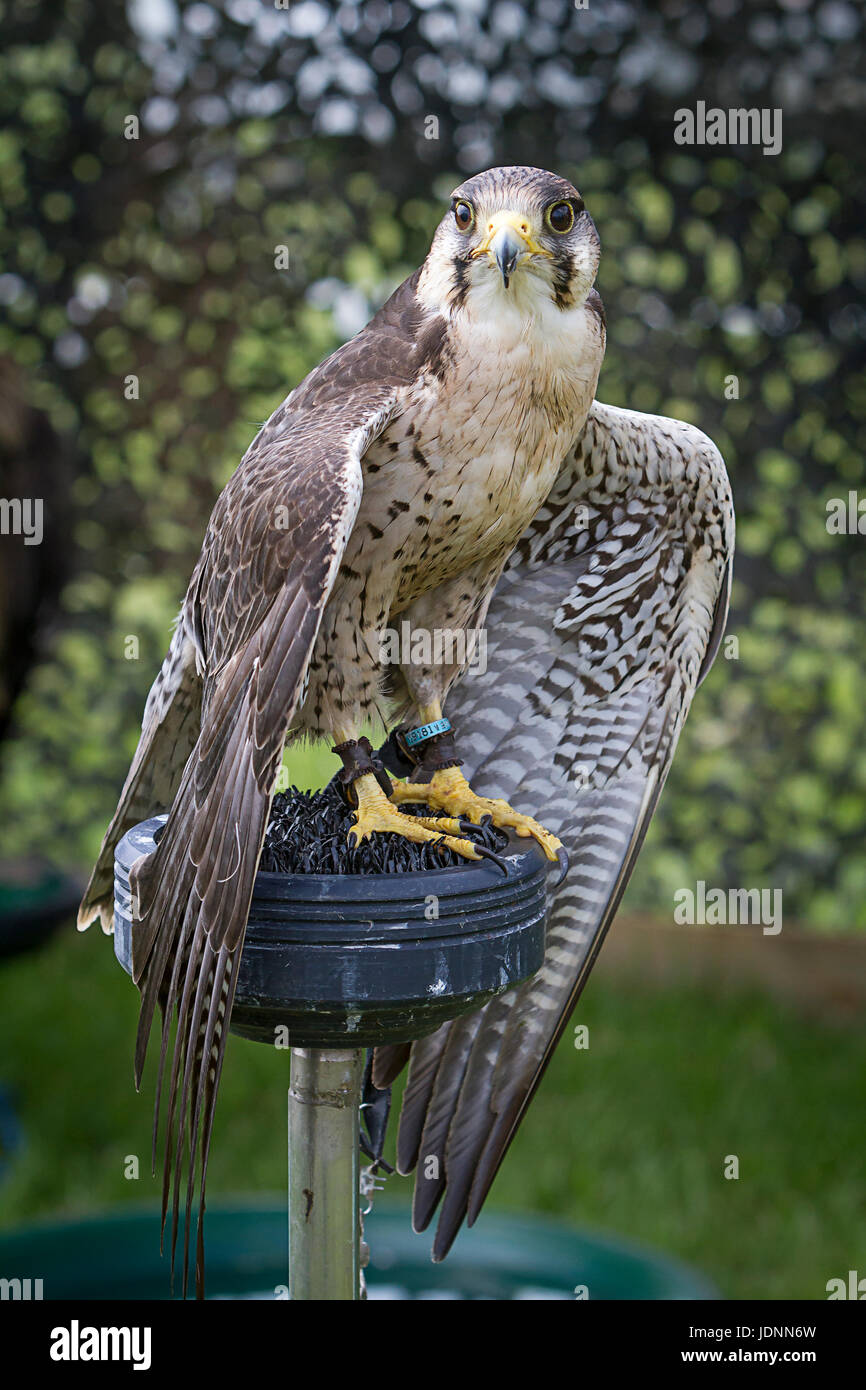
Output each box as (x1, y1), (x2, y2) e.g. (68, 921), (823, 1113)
(385, 400), (734, 1260)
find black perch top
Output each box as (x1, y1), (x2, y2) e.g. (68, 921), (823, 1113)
(114, 783), (549, 1049)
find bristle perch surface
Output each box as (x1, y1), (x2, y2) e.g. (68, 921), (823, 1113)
(260, 781), (509, 876)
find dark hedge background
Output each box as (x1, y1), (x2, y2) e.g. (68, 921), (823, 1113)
(1, 0), (865, 929)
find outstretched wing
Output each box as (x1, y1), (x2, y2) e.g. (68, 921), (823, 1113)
(79, 272), (437, 1296)
(382, 399), (734, 1259)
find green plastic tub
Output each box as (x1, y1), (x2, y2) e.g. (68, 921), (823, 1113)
(0, 1204), (716, 1300)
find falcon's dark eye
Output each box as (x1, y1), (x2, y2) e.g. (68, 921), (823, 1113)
(453, 200), (474, 232)
(546, 201), (575, 234)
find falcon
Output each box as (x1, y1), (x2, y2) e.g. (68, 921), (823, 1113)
(78, 166), (734, 1295)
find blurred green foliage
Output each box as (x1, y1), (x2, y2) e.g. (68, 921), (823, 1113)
(0, 0), (864, 930)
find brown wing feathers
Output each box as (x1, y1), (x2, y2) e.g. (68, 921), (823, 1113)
(133, 465), (382, 1295)
(87, 403), (412, 1297)
(77, 271), (439, 1296)
(401, 1013), (485, 1233)
(130, 600), (297, 1294)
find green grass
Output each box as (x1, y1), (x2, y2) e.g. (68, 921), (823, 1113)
(0, 923), (863, 1299)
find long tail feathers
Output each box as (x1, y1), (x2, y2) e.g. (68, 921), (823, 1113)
(126, 669), (274, 1298)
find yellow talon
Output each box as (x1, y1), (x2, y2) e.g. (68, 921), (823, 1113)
(348, 773), (481, 861)
(390, 766), (562, 863)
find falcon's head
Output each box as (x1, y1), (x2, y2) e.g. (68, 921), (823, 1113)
(420, 165), (601, 317)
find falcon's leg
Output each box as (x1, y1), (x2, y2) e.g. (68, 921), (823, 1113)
(389, 701), (565, 867)
(332, 735), (484, 862)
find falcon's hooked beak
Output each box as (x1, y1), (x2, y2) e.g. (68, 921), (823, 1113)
(470, 210), (551, 289)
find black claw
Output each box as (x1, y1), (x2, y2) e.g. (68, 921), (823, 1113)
(472, 842), (510, 875)
(551, 845), (570, 888)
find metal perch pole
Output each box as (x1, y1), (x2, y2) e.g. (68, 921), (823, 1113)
(288, 1047), (364, 1301)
